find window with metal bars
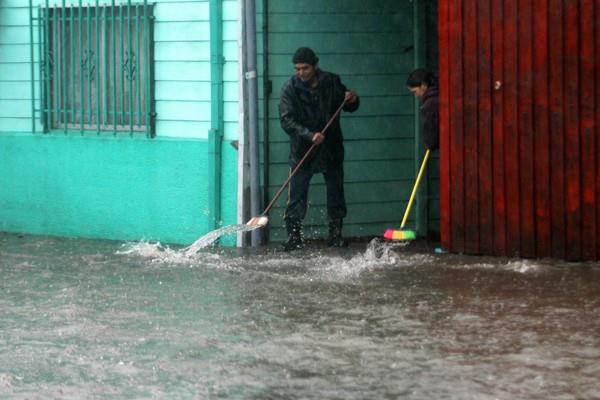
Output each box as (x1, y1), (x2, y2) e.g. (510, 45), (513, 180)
(39, 2), (155, 136)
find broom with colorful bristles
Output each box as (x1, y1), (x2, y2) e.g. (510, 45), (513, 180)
(383, 149), (431, 241)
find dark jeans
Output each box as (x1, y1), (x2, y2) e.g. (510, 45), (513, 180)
(284, 163), (347, 222)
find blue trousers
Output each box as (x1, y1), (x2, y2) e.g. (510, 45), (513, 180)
(284, 163), (347, 222)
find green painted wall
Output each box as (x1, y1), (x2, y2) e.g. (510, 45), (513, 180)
(0, 0), (240, 245)
(262, 0), (440, 242)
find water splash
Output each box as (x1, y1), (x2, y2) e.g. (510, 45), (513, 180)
(364, 237), (409, 262)
(290, 238), (423, 282)
(116, 232), (425, 280)
(116, 241), (189, 264)
(117, 224), (263, 262)
(116, 241), (167, 257)
(183, 224), (262, 256)
(504, 259), (542, 273)
(117, 236), (419, 273)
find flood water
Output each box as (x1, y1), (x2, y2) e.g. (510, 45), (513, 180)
(1, 233), (599, 399)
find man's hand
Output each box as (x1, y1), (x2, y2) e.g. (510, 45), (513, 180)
(312, 132), (325, 144)
(344, 91), (357, 104)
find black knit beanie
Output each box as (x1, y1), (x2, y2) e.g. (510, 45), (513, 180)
(292, 47), (319, 65)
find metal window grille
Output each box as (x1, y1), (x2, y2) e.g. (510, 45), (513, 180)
(38, 1), (155, 137)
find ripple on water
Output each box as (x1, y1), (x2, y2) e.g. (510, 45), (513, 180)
(2, 233), (600, 399)
(114, 237), (437, 284)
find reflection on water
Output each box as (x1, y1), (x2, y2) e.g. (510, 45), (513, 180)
(1, 233), (599, 399)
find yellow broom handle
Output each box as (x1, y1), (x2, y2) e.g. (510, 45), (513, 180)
(400, 149), (431, 229)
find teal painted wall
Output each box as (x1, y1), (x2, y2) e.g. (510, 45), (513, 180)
(263, 0), (440, 242)
(2, 135), (196, 243)
(0, 0), (240, 245)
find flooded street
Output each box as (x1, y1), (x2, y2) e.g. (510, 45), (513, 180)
(1, 233), (599, 399)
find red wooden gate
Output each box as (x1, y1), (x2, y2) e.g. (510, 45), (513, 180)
(438, 0), (600, 260)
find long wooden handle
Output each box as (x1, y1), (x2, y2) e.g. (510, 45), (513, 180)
(260, 100), (347, 216)
(400, 149), (431, 229)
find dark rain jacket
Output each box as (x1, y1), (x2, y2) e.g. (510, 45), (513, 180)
(420, 86), (439, 151)
(279, 70), (360, 173)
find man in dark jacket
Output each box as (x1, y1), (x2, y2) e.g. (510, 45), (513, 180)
(279, 47), (360, 251)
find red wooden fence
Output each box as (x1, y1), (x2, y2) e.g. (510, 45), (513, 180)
(439, 0), (599, 260)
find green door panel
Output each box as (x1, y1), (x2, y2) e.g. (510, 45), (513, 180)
(263, 0), (439, 241)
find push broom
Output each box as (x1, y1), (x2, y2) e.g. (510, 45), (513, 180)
(246, 99), (348, 228)
(383, 149), (430, 241)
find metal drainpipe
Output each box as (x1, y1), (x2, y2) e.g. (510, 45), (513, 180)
(413, 0), (428, 237)
(262, 0), (270, 244)
(236, 5), (249, 247)
(244, 0), (261, 246)
(209, 0), (224, 231)
(28, 0), (35, 133)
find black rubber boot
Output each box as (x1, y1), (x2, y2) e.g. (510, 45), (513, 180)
(283, 219), (304, 251)
(327, 218), (348, 248)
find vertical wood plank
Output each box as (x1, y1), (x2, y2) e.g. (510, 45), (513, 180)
(463, 0), (480, 253)
(449, 0), (465, 253)
(564, 0), (581, 261)
(518, 0), (536, 257)
(533, 0), (551, 257)
(439, 0), (452, 250)
(503, 0), (521, 256)
(491, 0), (506, 256)
(580, 0), (596, 260)
(549, 0), (566, 259)
(478, 0), (493, 255)
(596, 0), (600, 259)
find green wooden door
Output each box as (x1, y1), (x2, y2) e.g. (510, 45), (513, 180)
(262, 0), (439, 242)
